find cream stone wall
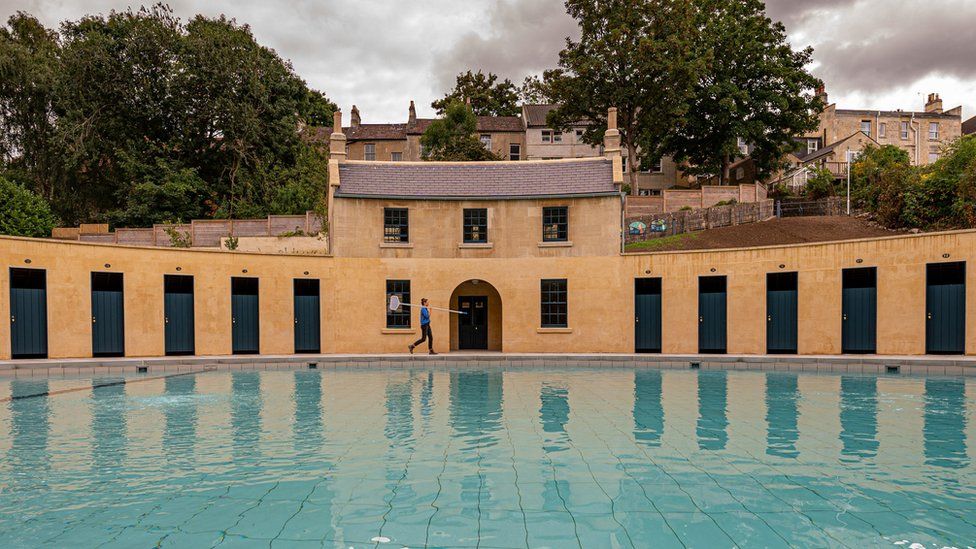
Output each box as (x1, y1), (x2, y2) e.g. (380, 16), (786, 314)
(345, 140), (405, 161)
(0, 229), (973, 359)
(808, 105), (963, 166)
(330, 195), (623, 259)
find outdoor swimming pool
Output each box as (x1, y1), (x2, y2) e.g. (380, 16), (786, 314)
(0, 367), (973, 548)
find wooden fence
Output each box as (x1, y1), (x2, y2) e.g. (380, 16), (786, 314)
(625, 183), (767, 216)
(68, 212), (324, 248)
(625, 199), (776, 243)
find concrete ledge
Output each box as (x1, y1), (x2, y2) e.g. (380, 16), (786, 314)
(1, 352), (974, 378)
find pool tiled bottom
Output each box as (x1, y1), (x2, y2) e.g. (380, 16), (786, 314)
(0, 368), (974, 548)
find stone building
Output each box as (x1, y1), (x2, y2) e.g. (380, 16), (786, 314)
(963, 115), (976, 136)
(802, 90), (963, 166)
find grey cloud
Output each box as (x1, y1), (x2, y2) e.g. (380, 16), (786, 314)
(765, 0), (855, 27)
(431, 0), (578, 94)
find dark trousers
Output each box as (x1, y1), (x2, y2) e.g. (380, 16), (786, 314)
(413, 324), (433, 351)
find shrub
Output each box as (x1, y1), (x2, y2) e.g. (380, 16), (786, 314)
(0, 176), (58, 237)
(803, 167), (839, 199)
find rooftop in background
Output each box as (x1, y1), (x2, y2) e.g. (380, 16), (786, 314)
(964, 116), (976, 136)
(796, 131), (878, 163)
(335, 158), (618, 200)
(521, 104), (589, 128)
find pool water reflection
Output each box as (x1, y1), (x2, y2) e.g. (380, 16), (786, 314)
(0, 368), (973, 548)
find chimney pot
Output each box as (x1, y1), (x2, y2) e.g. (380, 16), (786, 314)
(350, 105), (361, 127)
(925, 93), (943, 114)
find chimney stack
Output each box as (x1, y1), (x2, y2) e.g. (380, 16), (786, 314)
(329, 110), (347, 161)
(408, 100), (417, 124)
(350, 105), (361, 127)
(603, 107), (624, 189)
(925, 93), (943, 114)
(815, 84), (828, 105)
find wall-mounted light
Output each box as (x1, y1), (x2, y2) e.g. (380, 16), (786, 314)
(710, 268), (716, 273)
(24, 259), (31, 264)
(943, 253), (951, 259)
(644, 270), (651, 275)
(104, 263), (111, 269)
(242, 269), (248, 274)
(855, 258), (863, 264)
(303, 271), (310, 276)
(175, 266), (182, 272)
(778, 264), (785, 269)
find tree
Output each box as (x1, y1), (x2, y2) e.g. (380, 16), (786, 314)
(519, 75), (552, 104)
(803, 167), (839, 199)
(544, 0), (702, 194)
(0, 4), (335, 225)
(420, 101), (501, 161)
(0, 176), (57, 237)
(432, 70), (520, 117)
(664, 0), (823, 184)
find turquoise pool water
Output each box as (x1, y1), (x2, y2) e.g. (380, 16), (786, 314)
(0, 368), (973, 548)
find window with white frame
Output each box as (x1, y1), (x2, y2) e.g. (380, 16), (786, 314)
(364, 143), (376, 161)
(807, 139), (818, 154)
(929, 123), (939, 140)
(480, 134), (492, 150)
(541, 129), (562, 143)
(901, 122), (909, 140)
(860, 120), (871, 137)
(737, 137), (748, 155)
(391, 152), (402, 162)
(879, 123), (886, 138)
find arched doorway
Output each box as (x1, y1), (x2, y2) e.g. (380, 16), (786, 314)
(449, 280), (502, 352)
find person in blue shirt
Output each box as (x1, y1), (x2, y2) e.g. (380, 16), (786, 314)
(409, 298), (436, 355)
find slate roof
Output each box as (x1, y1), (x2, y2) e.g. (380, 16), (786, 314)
(796, 131), (878, 163)
(405, 116), (523, 135)
(522, 104), (590, 128)
(964, 116), (976, 136)
(306, 124), (407, 142)
(335, 159), (617, 200)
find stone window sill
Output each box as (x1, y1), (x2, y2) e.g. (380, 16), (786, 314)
(537, 327), (573, 334)
(380, 242), (413, 249)
(538, 241), (573, 248)
(381, 328), (416, 335)
(458, 242), (493, 249)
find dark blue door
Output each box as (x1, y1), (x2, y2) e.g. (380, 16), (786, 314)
(232, 278), (260, 354)
(699, 276), (727, 354)
(926, 262), (966, 354)
(458, 296), (488, 350)
(91, 273), (125, 357)
(9, 268), (47, 359)
(635, 278), (662, 353)
(164, 275), (195, 355)
(766, 272), (798, 354)
(842, 268), (877, 354)
(294, 279), (321, 353)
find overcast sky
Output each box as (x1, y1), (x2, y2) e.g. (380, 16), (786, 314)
(5, 0), (975, 123)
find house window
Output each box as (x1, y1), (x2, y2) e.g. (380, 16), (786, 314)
(575, 129), (584, 139)
(646, 158), (662, 173)
(879, 123), (886, 138)
(383, 208), (408, 243)
(463, 208), (488, 243)
(541, 279), (568, 328)
(901, 122), (910, 140)
(542, 206), (568, 242)
(737, 137), (748, 155)
(509, 143), (521, 161)
(386, 280), (411, 328)
(929, 147), (941, 163)
(735, 167), (745, 180)
(807, 139), (819, 154)
(860, 120), (871, 137)
(480, 134), (492, 149)
(929, 123), (939, 140)
(542, 130), (562, 143)
(364, 143), (376, 161)
(621, 155), (627, 173)
(391, 152), (402, 161)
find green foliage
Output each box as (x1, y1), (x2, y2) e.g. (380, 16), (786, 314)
(432, 70), (520, 117)
(544, 0), (702, 194)
(679, 205), (693, 211)
(0, 176), (58, 237)
(663, 0), (823, 183)
(225, 235), (239, 250)
(849, 139), (976, 230)
(713, 199), (738, 207)
(164, 224), (192, 248)
(420, 101), (501, 161)
(518, 75), (552, 104)
(624, 232), (697, 252)
(803, 167), (840, 199)
(0, 5), (335, 226)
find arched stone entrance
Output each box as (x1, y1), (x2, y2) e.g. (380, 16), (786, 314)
(449, 280), (503, 352)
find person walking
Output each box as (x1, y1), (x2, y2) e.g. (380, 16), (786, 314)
(409, 298), (437, 355)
